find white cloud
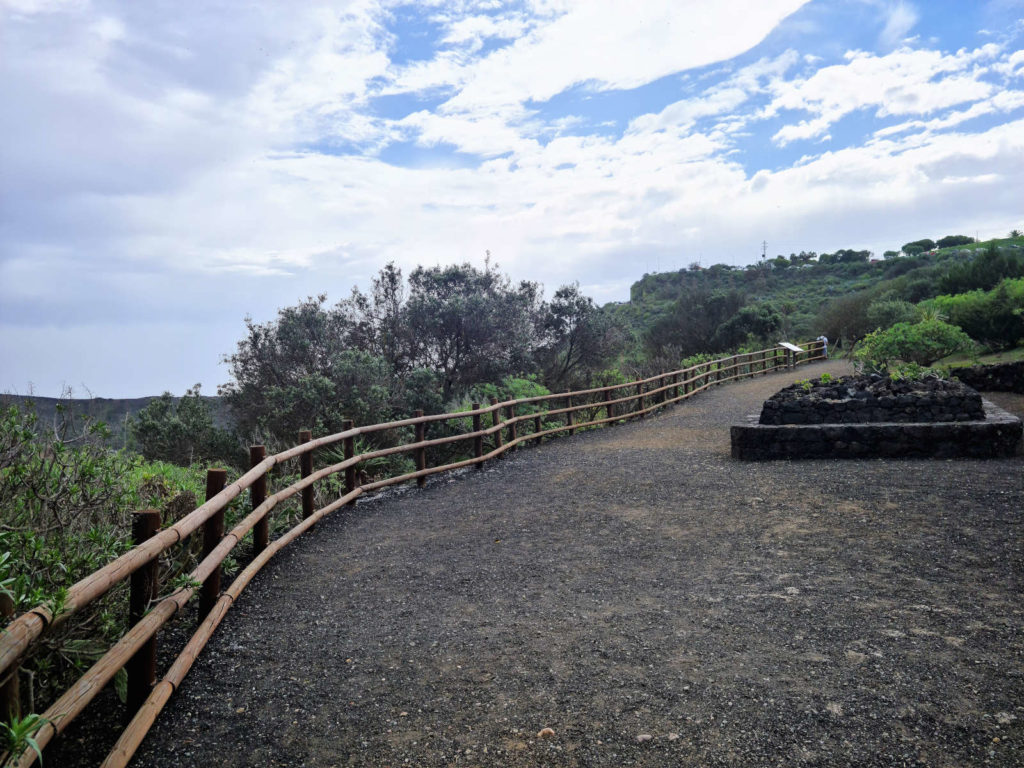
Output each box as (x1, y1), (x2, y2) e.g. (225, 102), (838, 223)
(4, 0), (1024, 395)
(628, 51), (800, 134)
(440, 0), (812, 111)
(879, 1), (919, 49)
(767, 45), (1002, 145)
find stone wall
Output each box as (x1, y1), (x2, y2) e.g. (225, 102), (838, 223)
(732, 401), (1022, 460)
(952, 361), (1024, 394)
(758, 377), (983, 425)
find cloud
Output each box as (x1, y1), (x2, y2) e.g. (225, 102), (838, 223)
(879, 1), (919, 49)
(767, 44), (1002, 144)
(438, 0), (812, 112)
(4, 1), (1024, 395)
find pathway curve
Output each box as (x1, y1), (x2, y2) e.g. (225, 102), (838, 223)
(132, 361), (1023, 767)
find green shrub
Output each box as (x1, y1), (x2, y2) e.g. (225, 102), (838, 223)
(853, 319), (974, 372)
(131, 385), (242, 467)
(865, 299), (917, 331)
(923, 278), (1024, 351)
(0, 402), (215, 713)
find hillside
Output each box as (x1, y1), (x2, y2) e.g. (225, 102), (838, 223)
(606, 235), (1024, 354)
(0, 393), (233, 446)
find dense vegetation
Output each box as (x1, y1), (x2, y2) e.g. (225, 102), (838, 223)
(2, 228), (1023, 750)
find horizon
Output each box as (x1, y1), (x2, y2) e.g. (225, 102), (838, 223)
(2, 0), (1023, 397)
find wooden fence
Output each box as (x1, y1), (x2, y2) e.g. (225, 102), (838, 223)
(0, 340), (825, 767)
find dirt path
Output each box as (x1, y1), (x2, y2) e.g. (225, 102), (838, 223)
(131, 361), (1024, 767)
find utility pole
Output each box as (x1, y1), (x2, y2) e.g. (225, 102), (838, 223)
(761, 240), (767, 259)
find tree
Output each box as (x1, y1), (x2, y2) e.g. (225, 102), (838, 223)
(815, 289), (879, 347)
(131, 385), (240, 467)
(817, 249), (871, 267)
(1010, 229), (1022, 238)
(712, 302), (781, 349)
(404, 262), (543, 401)
(936, 235), (974, 249)
(883, 250), (900, 259)
(340, 262), (409, 373)
(536, 284), (624, 389)
(902, 238), (936, 253)
(645, 287), (747, 358)
(220, 296), (354, 440)
(902, 245), (924, 256)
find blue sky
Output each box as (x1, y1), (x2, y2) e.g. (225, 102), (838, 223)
(2, 0), (1023, 396)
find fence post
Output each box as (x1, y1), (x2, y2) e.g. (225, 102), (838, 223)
(603, 388), (614, 421)
(673, 373), (680, 400)
(636, 382), (645, 418)
(566, 394), (575, 435)
(250, 446), (268, 555)
(534, 414), (542, 440)
(505, 405), (517, 448)
(127, 508), (161, 718)
(0, 592), (19, 722)
(342, 420), (355, 504)
(414, 410), (427, 488)
(489, 397), (503, 450)
(298, 430), (314, 519)
(200, 468), (227, 619)
(472, 403), (483, 468)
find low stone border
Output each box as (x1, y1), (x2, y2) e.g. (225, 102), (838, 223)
(952, 360), (1024, 393)
(731, 399), (1022, 460)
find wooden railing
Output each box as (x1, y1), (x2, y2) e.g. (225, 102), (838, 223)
(0, 340), (825, 767)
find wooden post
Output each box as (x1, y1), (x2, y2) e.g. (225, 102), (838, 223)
(250, 446), (268, 555)
(636, 382), (645, 418)
(127, 509), (161, 717)
(343, 420), (355, 504)
(200, 469), (227, 619)
(534, 414), (542, 440)
(566, 394), (575, 435)
(603, 388), (614, 421)
(489, 397), (503, 450)
(673, 373), (680, 399)
(414, 410), (426, 488)
(299, 429), (314, 519)
(472, 403), (483, 469)
(0, 592), (19, 722)
(505, 405), (517, 449)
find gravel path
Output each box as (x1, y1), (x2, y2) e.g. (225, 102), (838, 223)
(129, 361), (1024, 767)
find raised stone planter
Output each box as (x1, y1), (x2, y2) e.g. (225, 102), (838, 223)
(952, 361), (1024, 393)
(732, 374), (1022, 460)
(758, 374), (984, 425)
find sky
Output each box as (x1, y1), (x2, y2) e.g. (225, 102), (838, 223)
(2, 0), (1023, 398)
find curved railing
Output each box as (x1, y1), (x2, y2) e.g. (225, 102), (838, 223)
(0, 340), (825, 767)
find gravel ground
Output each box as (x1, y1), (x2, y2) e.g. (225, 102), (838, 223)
(116, 360), (1024, 767)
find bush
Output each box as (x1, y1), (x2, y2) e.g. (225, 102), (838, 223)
(853, 319), (974, 371)
(938, 244), (1024, 294)
(0, 402), (213, 712)
(131, 385), (242, 467)
(865, 299), (917, 331)
(924, 278), (1024, 351)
